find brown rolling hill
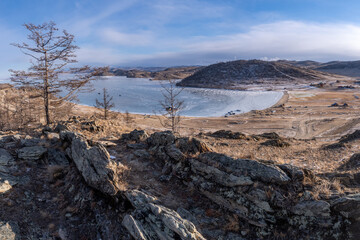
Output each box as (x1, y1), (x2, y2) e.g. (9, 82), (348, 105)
(103, 66), (202, 80)
(177, 59), (335, 89)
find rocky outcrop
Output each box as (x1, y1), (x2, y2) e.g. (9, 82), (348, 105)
(130, 131), (352, 239)
(197, 152), (290, 183)
(146, 131), (212, 161)
(173, 153), (349, 238)
(122, 190), (205, 240)
(60, 131), (121, 196)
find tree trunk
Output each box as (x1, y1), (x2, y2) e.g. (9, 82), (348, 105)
(44, 51), (50, 125)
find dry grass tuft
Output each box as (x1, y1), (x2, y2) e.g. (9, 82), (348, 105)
(313, 179), (332, 200)
(331, 179), (345, 195)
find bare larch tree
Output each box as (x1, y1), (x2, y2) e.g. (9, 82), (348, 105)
(95, 88), (115, 120)
(159, 79), (184, 133)
(9, 22), (100, 125)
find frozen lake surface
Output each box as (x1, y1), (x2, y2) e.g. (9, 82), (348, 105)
(75, 76), (283, 117)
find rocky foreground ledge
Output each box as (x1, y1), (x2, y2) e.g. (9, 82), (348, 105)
(0, 127), (359, 239)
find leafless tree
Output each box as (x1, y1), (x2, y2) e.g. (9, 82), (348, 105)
(159, 79), (184, 133)
(95, 88), (115, 120)
(124, 110), (133, 125)
(0, 87), (40, 130)
(9, 22), (102, 125)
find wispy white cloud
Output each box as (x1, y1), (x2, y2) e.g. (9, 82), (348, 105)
(99, 28), (154, 46)
(77, 20), (360, 66)
(64, 0), (138, 37)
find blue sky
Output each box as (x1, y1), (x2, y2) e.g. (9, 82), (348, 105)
(1, 0), (360, 78)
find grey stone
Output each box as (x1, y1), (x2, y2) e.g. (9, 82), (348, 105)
(122, 129), (149, 142)
(60, 131), (121, 196)
(133, 150), (151, 159)
(127, 143), (147, 150)
(0, 221), (18, 240)
(47, 148), (69, 166)
(123, 190), (205, 240)
(125, 189), (158, 208)
(331, 194), (360, 220)
(198, 153), (290, 184)
(175, 137), (212, 154)
(291, 200), (330, 217)
(189, 158), (253, 187)
(277, 164), (304, 181)
(147, 131), (175, 147)
(20, 138), (42, 147)
(166, 144), (185, 162)
(17, 146), (47, 160)
(177, 208), (199, 225)
(122, 215), (148, 240)
(0, 149), (14, 166)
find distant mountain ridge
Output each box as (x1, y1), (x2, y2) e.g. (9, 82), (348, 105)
(97, 60), (360, 81)
(177, 59), (333, 89)
(99, 66), (202, 80)
(278, 60), (360, 77)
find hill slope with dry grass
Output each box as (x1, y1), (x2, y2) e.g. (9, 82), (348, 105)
(177, 59), (335, 89)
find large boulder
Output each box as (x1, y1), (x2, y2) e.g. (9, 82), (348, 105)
(331, 194), (360, 239)
(122, 129), (149, 143)
(198, 153), (290, 184)
(175, 137), (212, 154)
(147, 131), (175, 147)
(331, 194), (360, 220)
(60, 131), (121, 196)
(146, 132), (212, 164)
(189, 158), (253, 187)
(122, 190), (205, 240)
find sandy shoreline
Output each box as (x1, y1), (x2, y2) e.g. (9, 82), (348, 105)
(271, 91), (288, 107)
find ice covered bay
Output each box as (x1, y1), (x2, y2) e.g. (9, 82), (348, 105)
(76, 76), (283, 117)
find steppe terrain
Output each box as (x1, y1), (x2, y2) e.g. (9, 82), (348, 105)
(1, 60), (360, 239)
